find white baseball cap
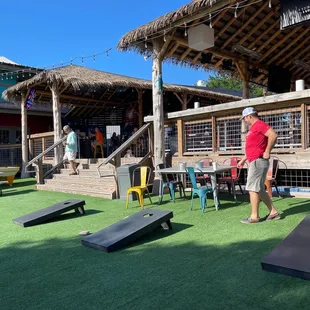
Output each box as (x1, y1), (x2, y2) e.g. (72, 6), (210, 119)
(240, 107), (257, 120)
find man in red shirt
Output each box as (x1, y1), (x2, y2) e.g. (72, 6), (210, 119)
(237, 107), (280, 224)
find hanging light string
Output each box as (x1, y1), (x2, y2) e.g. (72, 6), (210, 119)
(0, 0), (267, 80)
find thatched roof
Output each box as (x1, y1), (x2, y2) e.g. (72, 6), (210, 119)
(118, 0), (220, 51)
(2, 65), (241, 105)
(117, 0), (310, 87)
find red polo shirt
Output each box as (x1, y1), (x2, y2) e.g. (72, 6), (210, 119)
(245, 119), (270, 162)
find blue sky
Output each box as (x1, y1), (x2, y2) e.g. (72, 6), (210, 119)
(1, 0), (212, 86)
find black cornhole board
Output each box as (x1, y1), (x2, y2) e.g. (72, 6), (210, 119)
(261, 215), (310, 280)
(13, 199), (86, 227)
(81, 208), (173, 252)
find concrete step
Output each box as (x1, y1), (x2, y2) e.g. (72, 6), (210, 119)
(60, 169), (113, 176)
(46, 178), (116, 189)
(36, 184), (116, 199)
(52, 174), (115, 183)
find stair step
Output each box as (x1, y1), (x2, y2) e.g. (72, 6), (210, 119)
(46, 179), (116, 189)
(52, 175), (115, 183)
(36, 184), (116, 199)
(60, 169), (112, 176)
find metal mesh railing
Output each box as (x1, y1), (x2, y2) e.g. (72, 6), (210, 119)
(184, 121), (212, 153)
(0, 146), (22, 167)
(260, 108), (302, 149)
(217, 117), (242, 151)
(165, 123), (178, 154)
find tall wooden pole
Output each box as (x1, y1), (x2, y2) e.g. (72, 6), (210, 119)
(21, 91), (29, 178)
(50, 82), (63, 165)
(236, 61), (250, 150)
(152, 39), (166, 169)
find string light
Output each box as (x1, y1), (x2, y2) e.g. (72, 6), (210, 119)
(145, 37), (148, 49)
(93, 54), (96, 62)
(269, 0), (272, 8)
(235, 2), (239, 18)
(163, 31), (166, 42)
(184, 23), (187, 36)
(209, 13), (212, 28)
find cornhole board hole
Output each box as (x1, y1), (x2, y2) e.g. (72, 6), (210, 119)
(261, 215), (310, 280)
(13, 199), (86, 227)
(81, 208), (173, 252)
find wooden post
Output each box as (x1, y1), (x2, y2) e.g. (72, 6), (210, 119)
(177, 119), (184, 156)
(21, 91), (29, 178)
(301, 103), (307, 150)
(235, 61), (250, 99)
(50, 82), (63, 165)
(152, 39), (166, 169)
(236, 61), (250, 150)
(137, 89), (143, 128)
(211, 116), (217, 153)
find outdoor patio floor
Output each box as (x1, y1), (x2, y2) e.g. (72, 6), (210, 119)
(1, 179), (310, 310)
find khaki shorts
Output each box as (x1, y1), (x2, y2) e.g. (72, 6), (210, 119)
(63, 151), (76, 161)
(246, 158), (269, 193)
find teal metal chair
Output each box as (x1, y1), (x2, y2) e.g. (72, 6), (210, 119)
(186, 167), (213, 213)
(157, 163), (186, 204)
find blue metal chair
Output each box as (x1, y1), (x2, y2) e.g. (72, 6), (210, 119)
(186, 167), (213, 213)
(157, 163), (186, 205)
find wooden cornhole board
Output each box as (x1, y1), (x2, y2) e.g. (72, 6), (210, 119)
(81, 208), (173, 252)
(261, 215), (310, 280)
(13, 199), (86, 227)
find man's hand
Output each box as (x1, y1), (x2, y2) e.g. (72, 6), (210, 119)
(263, 151), (270, 159)
(237, 159), (246, 168)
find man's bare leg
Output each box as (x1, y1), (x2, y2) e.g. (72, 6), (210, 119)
(259, 190), (278, 216)
(69, 160), (77, 174)
(249, 191), (260, 219)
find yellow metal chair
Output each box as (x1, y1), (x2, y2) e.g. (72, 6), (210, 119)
(126, 166), (153, 209)
(94, 144), (104, 158)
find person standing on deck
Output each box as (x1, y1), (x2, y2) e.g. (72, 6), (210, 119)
(237, 107), (281, 224)
(63, 125), (79, 175)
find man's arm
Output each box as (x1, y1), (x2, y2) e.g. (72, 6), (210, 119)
(263, 128), (278, 159)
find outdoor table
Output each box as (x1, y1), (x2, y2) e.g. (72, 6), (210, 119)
(154, 165), (236, 211)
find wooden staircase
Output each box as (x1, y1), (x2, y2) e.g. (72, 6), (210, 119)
(36, 160), (117, 199)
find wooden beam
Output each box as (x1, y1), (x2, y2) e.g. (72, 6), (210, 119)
(281, 36), (310, 68)
(256, 29), (281, 53)
(180, 47), (191, 61)
(258, 27), (300, 63)
(152, 37), (169, 169)
(36, 90), (125, 106)
(137, 88), (143, 128)
(167, 43), (179, 57)
(236, 61), (250, 99)
(301, 103), (307, 150)
(221, 1), (269, 49)
(267, 28), (310, 65)
(21, 90), (30, 178)
(248, 19), (279, 49)
(177, 119), (184, 156)
(238, 5), (280, 46)
(50, 82), (63, 165)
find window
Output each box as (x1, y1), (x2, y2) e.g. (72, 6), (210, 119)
(0, 130), (9, 144)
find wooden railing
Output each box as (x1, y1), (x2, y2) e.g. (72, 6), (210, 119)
(99, 123), (152, 174)
(26, 136), (67, 184)
(162, 105), (307, 157)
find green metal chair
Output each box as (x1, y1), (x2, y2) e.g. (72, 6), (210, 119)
(186, 167), (214, 213)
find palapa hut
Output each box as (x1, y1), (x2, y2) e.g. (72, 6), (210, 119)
(117, 0), (310, 175)
(2, 65), (241, 176)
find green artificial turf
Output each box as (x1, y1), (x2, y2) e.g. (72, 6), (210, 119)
(1, 179), (310, 310)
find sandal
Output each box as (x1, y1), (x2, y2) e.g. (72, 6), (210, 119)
(240, 216), (260, 224)
(262, 212), (281, 221)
